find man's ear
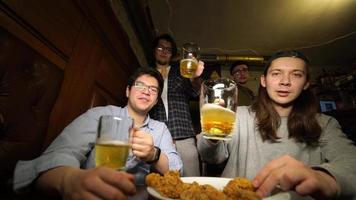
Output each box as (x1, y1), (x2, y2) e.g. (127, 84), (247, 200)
(126, 86), (130, 97)
(260, 75), (266, 88)
(303, 81), (310, 90)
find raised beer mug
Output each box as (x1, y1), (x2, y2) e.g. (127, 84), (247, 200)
(200, 78), (238, 140)
(180, 42), (199, 78)
(95, 115), (133, 170)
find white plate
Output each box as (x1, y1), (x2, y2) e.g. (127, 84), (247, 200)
(147, 177), (291, 200)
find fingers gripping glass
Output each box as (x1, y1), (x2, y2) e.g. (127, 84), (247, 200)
(95, 116), (134, 170)
(133, 81), (159, 95)
(180, 42), (200, 78)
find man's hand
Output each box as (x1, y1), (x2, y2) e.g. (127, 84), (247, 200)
(130, 129), (155, 162)
(60, 167), (136, 200)
(194, 60), (205, 77)
(190, 60), (205, 90)
(252, 155), (339, 200)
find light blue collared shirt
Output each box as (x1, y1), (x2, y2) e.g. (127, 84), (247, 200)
(13, 105), (182, 192)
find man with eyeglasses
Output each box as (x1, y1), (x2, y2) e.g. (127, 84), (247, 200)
(149, 34), (204, 177)
(13, 67), (182, 199)
(230, 61), (255, 106)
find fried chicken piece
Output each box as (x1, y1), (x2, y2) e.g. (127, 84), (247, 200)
(180, 182), (209, 200)
(145, 171), (184, 199)
(201, 184), (228, 200)
(163, 170), (182, 184)
(180, 182), (229, 200)
(225, 187), (261, 200)
(223, 178), (261, 200)
(224, 177), (255, 192)
(145, 172), (162, 188)
(158, 171), (184, 198)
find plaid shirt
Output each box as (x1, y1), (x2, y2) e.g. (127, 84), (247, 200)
(150, 65), (199, 140)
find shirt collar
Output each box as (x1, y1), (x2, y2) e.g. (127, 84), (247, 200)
(123, 105), (153, 131)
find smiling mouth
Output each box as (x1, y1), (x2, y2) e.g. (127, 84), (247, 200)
(138, 97), (149, 102)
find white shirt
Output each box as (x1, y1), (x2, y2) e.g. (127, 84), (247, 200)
(161, 66), (170, 119)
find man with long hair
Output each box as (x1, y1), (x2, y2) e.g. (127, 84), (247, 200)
(198, 50), (356, 199)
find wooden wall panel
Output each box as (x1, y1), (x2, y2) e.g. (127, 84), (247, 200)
(2, 0), (83, 59)
(73, 0), (139, 74)
(0, 6), (67, 69)
(0, 27), (64, 183)
(95, 49), (129, 106)
(0, 0), (141, 175)
(44, 20), (103, 147)
(89, 85), (119, 108)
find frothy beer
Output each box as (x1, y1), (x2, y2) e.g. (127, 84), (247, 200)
(201, 103), (236, 140)
(95, 140), (130, 170)
(180, 58), (198, 78)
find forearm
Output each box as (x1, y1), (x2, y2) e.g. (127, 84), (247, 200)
(152, 153), (169, 174)
(190, 77), (202, 91)
(319, 116), (356, 197)
(189, 60), (204, 91)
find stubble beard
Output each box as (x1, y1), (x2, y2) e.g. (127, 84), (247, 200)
(156, 59), (169, 66)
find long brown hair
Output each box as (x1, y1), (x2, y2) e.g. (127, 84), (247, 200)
(250, 50), (321, 146)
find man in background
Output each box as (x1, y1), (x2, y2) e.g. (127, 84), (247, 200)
(230, 61), (255, 106)
(149, 34), (204, 176)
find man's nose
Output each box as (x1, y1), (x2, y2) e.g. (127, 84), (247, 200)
(280, 75), (291, 86)
(161, 50), (169, 55)
(141, 87), (151, 94)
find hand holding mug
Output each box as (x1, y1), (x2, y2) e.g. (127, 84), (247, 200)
(200, 78), (238, 140)
(180, 42), (200, 78)
(130, 128), (155, 162)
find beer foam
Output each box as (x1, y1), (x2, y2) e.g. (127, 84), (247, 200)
(181, 58), (198, 63)
(97, 140), (128, 146)
(201, 103), (235, 115)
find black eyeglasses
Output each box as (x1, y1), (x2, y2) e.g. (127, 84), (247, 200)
(232, 68), (248, 75)
(133, 81), (159, 95)
(156, 46), (172, 54)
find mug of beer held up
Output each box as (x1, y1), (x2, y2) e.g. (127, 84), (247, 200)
(200, 78), (238, 140)
(95, 115), (133, 170)
(180, 42), (199, 78)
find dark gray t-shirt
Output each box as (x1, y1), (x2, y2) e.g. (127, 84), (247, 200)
(198, 106), (356, 199)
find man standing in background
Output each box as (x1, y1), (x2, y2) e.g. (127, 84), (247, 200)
(230, 61), (255, 106)
(149, 34), (204, 176)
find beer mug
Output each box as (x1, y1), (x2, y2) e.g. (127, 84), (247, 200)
(200, 78), (238, 140)
(180, 42), (199, 78)
(95, 115), (133, 170)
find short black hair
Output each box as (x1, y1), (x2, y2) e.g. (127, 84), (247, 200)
(152, 34), (177, 58)
(229, 61), (249, 75)
(127, 67), (164, 97)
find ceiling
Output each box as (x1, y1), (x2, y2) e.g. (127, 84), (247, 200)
(138, 0), (356, 67)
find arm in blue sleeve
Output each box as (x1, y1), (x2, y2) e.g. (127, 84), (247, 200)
(157, 125), (183, 172)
